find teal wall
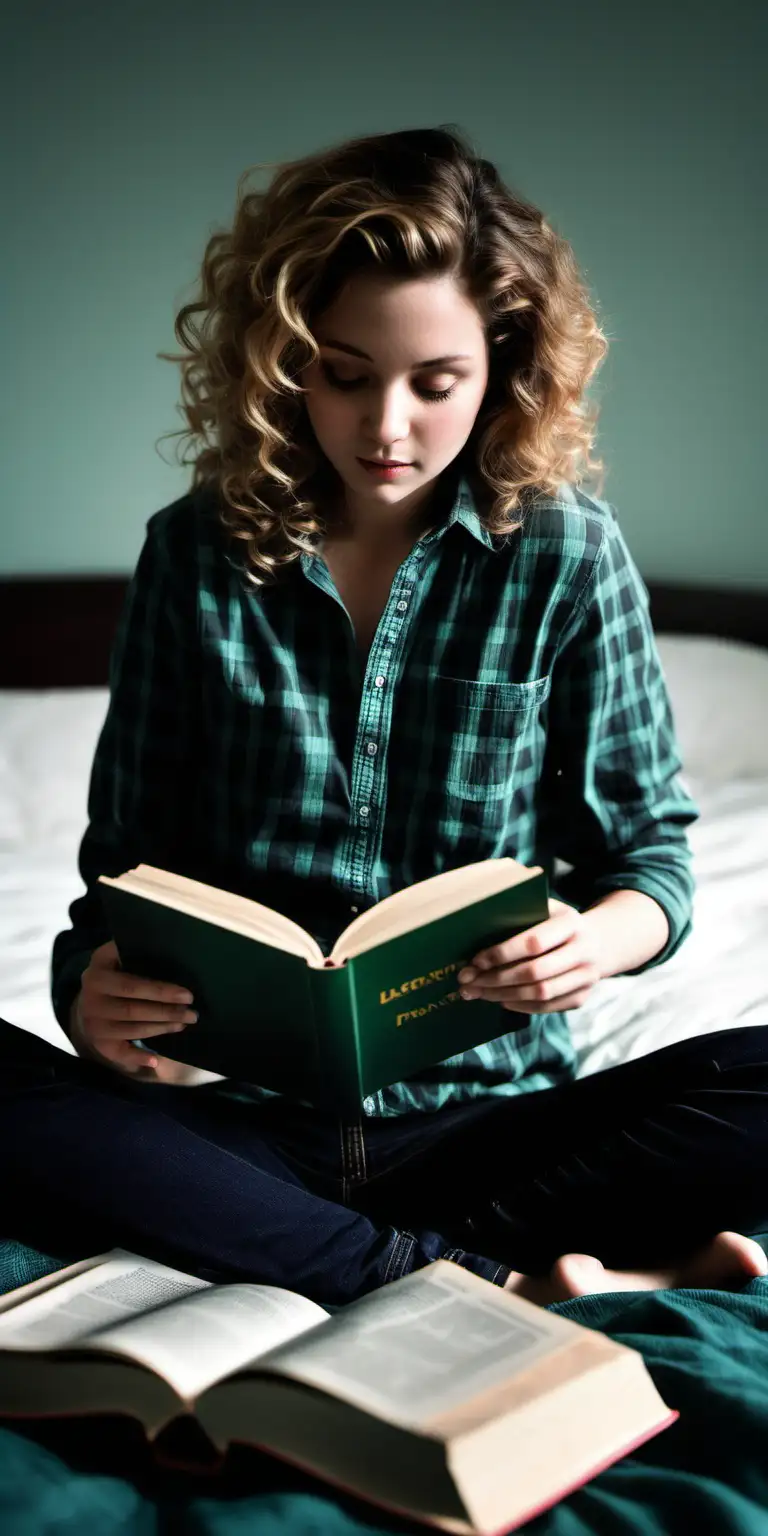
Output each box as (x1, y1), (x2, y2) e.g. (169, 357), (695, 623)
(4, 0), (766, 584)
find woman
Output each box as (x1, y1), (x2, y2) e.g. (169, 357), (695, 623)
(4, 124), (768, 1307)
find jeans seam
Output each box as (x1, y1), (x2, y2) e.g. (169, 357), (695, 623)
(351, 1122), (367, 1182)
(442, 1247), (511, 1288)
(338, 1119), (348, 1204)
(384, 1228), (416, 1283)
(340, 1121), (368, 1202)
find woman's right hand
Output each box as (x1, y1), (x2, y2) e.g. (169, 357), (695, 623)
(70, 939), (198, 1076)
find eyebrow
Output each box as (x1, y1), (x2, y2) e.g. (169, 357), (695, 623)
(319, 338), (472, 369)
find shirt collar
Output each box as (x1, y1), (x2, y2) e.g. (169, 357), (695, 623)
(440, 473), (497, 550)
(300, 469), (498, 577)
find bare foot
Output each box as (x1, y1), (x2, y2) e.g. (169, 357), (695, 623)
(504, 1231), (768, 1307)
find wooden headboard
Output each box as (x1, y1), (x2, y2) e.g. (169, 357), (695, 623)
(0, 575), (766, 688)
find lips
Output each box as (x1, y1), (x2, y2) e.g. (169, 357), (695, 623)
(359, 458), (412, 467)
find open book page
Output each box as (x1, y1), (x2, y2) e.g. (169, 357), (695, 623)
(0, 1251), (211, 1350)
(100, 858), (539, 970)
(331, 858), (540, 964)
(0, 1249), (329, 1403)
(99, 867), (324, 965)
(89, 1283), (329, 1402)
(254, 1261), (569, 1429)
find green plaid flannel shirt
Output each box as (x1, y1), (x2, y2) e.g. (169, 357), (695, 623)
(51, 470), (699, 1116)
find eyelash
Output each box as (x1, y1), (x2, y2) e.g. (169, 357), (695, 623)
(320, 362), (457, 402)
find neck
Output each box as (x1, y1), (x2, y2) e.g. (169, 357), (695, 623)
(325, 463), (462, 552)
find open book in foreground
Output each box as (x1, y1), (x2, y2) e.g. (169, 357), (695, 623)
(0, 1250), (676, 1534)
(98, 857), (551, 1112)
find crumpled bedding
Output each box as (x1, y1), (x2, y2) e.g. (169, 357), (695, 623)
(3, 1236), (768, 1535)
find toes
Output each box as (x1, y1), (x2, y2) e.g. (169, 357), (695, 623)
(550, 1253), (607, 1299)
(714, 1231), (768, 1278)
(678, 1231), (768, 1290)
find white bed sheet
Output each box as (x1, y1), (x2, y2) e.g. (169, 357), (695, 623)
(569, 774), (768, 1074)
(0, 688), (109, 1054)
(0, 642), (766, 1075)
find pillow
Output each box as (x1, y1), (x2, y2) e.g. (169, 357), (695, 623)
(655, 634), (768, 784)
(0, 688), (109, 851)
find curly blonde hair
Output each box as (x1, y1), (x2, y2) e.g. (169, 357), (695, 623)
(158, 124), (609, 585)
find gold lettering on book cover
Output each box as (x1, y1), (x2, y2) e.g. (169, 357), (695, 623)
(379, 961), (461, 1007)
(396, 989), (463, 1028)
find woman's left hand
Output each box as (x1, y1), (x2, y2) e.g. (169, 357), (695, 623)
(457, 898), (605, 1014)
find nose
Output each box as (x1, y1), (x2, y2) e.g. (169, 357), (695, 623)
(362, 384), (411, 450)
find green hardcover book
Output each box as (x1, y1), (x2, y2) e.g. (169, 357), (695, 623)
(98, 858), (550, 1114)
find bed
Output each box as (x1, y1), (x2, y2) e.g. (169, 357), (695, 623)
(1, 571), (767, 1534)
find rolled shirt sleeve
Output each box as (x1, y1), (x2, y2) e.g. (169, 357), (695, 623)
(540, 509), (700, 976)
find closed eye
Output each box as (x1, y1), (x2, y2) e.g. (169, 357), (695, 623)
(320, 361), (456, 403)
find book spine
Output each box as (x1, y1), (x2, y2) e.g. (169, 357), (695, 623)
(309, 965), (364, 1116)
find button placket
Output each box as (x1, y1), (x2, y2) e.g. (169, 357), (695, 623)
(356, 678), (382, 826)
(345, 670), (384, 893)
(343, 554), (421, 901)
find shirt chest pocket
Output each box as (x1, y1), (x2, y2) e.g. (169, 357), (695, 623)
(435, 675), (552, 801)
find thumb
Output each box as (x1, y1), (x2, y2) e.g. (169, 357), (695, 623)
(91, 939), (121, 968)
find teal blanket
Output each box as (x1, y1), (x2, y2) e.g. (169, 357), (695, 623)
(3, 1237), (768, 1534)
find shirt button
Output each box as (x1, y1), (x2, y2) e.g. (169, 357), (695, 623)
(363, 1097), (376, 1115)
(374, 675), (385, 688)
(359, 805), (370, 818)
(350, 905), (359, 914)
(366, 741), (377, 756)
(396, 600), (408, 612)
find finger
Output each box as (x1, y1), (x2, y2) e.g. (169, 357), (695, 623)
(102, 972), (195, 1006)
(117, 1042), (161, 1074)
(93, 1039), (161, 1074)
(492, 965), (599, 1009)
(472, 913), (579, 971)
(468, 943), (590, 992)
(501, 985), (595, 1014)
(91, 939), (121, 965)
(87, 997), (197, 1026)
(83, 1018), (194, 1041)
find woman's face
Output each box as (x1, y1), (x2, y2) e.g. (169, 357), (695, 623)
(301, 271), (490, 534)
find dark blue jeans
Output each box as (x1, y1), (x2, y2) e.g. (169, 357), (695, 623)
(3, 1016), (768, 1308)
